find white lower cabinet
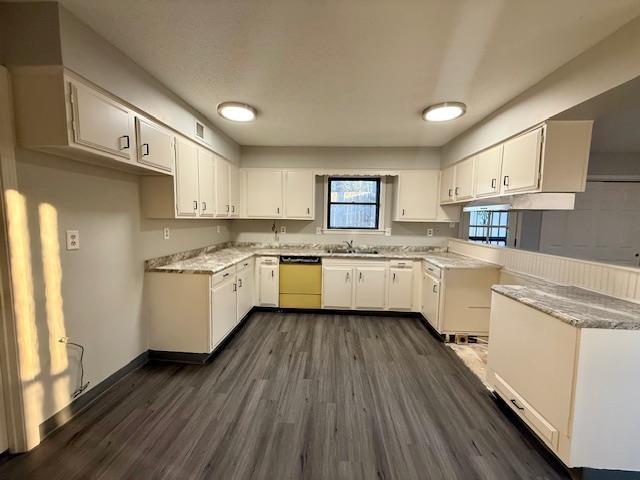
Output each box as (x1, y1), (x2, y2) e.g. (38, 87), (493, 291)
(236, 259), (254, 321)
(354, 265), (386, 310)
(387, 261), (415, 310)
(211, 268), (238, 350)
(322, 265), (353, 309)
(256, 257), (279, 306)
(421, 272), (440, 330)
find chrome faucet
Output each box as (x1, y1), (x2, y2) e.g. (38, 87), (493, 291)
(343, 240), (355, 253)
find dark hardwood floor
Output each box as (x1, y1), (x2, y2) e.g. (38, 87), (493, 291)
(0, 312), (568, 479)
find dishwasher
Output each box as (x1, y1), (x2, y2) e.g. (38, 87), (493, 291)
(279, 256), (322, 308)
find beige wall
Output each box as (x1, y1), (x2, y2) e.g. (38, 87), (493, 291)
(14, 151), (230, 429)
(442, 16), (640, 167)
(587, 152), (640, 179)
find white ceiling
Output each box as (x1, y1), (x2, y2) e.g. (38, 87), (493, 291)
(57, 0), (640, 147)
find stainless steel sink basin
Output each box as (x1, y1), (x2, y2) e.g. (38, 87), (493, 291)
(326, 248), (380, 255)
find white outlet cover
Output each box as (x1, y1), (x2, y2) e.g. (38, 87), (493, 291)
(66, 230), (80, 250)
(163, 227), (170, 240)
(217, 225), (221, 234)
(385, 227), (391, 236)
(316, 227), (322, 235)
(281, 226), (286, 234)
(427, 228), (434, 237)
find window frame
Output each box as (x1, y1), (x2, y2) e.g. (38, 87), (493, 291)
(323, 176), (386, 234)
(468, 210), (509, 246)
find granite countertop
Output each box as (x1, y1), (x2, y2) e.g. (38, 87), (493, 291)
(146, 245), (498, 275)
(492, 284), (640, 330)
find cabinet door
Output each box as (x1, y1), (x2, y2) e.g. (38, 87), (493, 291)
(396, 171), (438, 221)
(454, 157), (475, 201)
(258, 263), (279, 306)
(135, 117), (174, 172)
(354, 266), (386, 310)
(422, 274), (440, 331)
(322, 266), (353, 309)
(70, 82), (135, 160)
(229, 163), (240, 217)
(475, 145), (503, 198)
(246, 170), (283, 218)
(211, 277), (237, 350)
(439, 166), (455, 203)
(502, 128), (543, 194)
(284, 170), (314, 219)
(388, 267), (414, 310)
(174, 138), (199, 217)
(236, 265), (254, 322)
(215, 156), (230, 217)
(198, 148), (215, 218)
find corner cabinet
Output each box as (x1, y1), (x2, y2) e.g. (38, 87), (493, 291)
(11, 66), (173, 175)
(393, 171), (460, 223)
(241, 168), (316, 220)
(440, 121), (593, 205)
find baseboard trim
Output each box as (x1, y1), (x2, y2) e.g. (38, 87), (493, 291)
(148, 350), (210, 364)
(254, 306), (421, 318)
(39, 350), (149, 440)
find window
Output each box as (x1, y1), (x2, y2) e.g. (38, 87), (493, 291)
(327, 177), (381, 230)
(468, 210), (509, 246)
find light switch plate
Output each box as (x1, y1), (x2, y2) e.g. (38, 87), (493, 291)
(66, 230), (80, 250)
(163, 227), (170, 240)
(427, 228), (434, 237)
(385, 227), (391, 236)
(280, 226), (286, 234)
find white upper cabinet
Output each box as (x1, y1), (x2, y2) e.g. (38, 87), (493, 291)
(174, 138), (199, 217)
(70, 81), (135, 161)
(215, 156), (231, 217)
(197, 148), (216, 218)
(246, 170), (283, 218)
(394, 171), (438, 221)
(475, 144), (503, 198)
(440, 166), (455, 204)
(229, 163), (240, 217)
(354, 266), (387, 310)
(135, 116), (175, 173)
(501, 127), (543, 194)
(453, 157), (475, 201)
(284, 170), (315, 219)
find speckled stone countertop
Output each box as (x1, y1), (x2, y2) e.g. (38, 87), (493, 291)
(145, 244), (498, 275)
(492, 284), (640, 330)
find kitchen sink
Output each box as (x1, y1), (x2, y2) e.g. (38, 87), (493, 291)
(326, 248), (380, 255)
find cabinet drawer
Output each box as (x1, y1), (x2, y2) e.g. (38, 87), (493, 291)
(494, 373), (559, 450)
(389, 260), (414, 269)
(423, 262), (441, 279)
(236, 258), (254, 273)
(213, 266), (236, 286)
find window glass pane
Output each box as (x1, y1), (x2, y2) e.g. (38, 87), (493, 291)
(330, 179), (378, 203)
(498, 212), (508, 226)
(329, 204), (377, 229)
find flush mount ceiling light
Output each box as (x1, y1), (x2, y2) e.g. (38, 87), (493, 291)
(422, 102), (466, 122)
(217, 102), (257, 122)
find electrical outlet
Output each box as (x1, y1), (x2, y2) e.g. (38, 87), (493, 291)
(316, 227), (322, 235)
(217, 225), (221, 234)
(163, 227), (170, 240)
(66, 230), (80, 250)
(385, 227), (391, 236)
(449, 222), (456, 228)
(427, 228), (434, 237)
(280, 226), (286, 234)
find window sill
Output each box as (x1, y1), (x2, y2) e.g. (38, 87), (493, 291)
(322, 229), (386, 235)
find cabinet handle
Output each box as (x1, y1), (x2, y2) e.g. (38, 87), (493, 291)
(346, 272), (350, 282)
(432, 285), (438, 293)
(277, 207), (280, 214)
(120, 135), (130, 150)
(226, 204), (230, 212)
(427, 267), (434, 272)
(455, 187), (460, 196)
(510, 398), (524, 411)
(448, 188), (453, 197)
(193, 200), (198, 211)
(307, 207), (310, 214)
(142, 143), (150, 156)
(392, 272), (396, 282)
(233, 283), (237, 292)
(223, 272), (230, 278)
(202, 201), (207, 212)
(503, 176), (509, 186)
(271, 270), (274, 278)
(491, 178), (496, 189)
(238, 279), (243, 288)
(232, 205), (235, 213)
(359, 271), (363, 282)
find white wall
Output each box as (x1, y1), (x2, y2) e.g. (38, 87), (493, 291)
(442, 16), (640, 167)
(587, 152), (640, 179)
(14, 150), (230, 429)
(57, 6), (240, 164)
(236, 146), (457, 246)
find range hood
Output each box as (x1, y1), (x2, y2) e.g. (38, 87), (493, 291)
(463, 193), (575, 212)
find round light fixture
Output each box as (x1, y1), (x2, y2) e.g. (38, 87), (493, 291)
(217, 102), (257, 122)
(422, 102), (466, 122)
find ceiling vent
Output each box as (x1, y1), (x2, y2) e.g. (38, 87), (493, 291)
(195, 121), (205, 140)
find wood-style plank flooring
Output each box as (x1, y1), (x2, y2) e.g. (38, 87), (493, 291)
(0, 312), (568, 479)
